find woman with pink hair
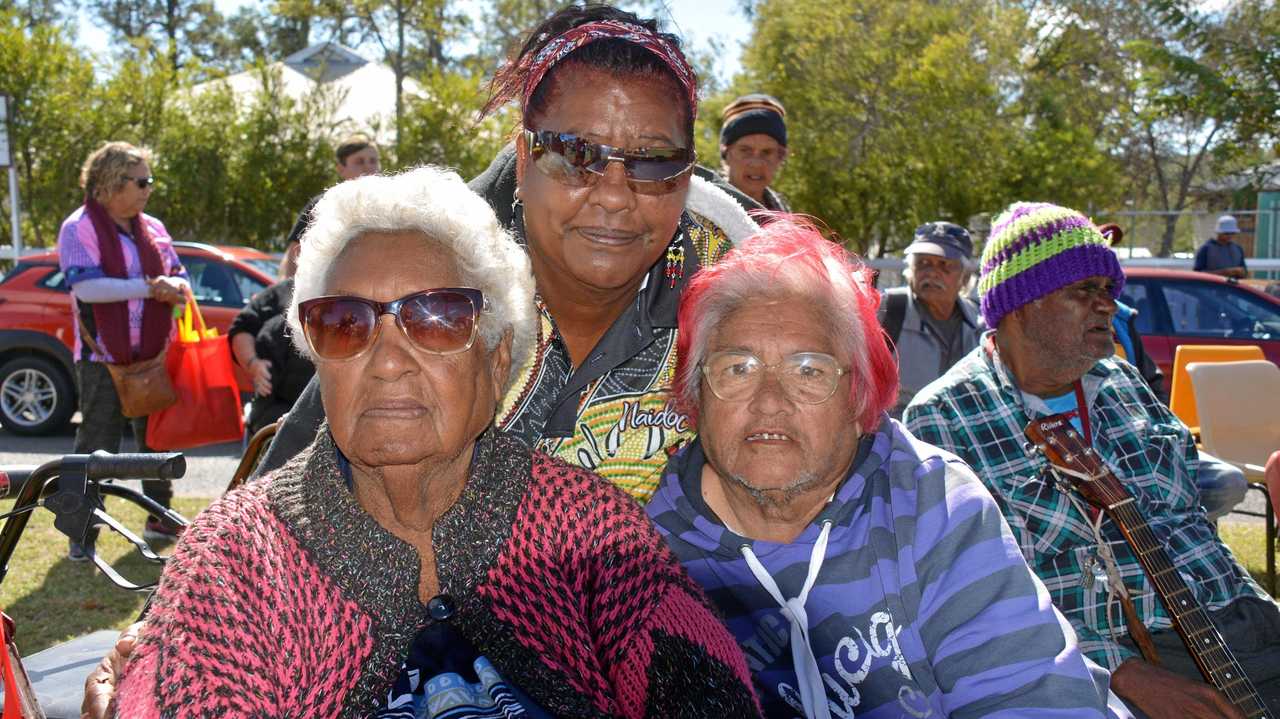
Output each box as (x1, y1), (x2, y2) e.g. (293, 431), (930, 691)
(646, 215), (1113, 718)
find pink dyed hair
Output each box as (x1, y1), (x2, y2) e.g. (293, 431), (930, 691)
(674, 215), (899, 432)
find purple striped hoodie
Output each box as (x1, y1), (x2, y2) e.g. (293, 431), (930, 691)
(647, 417), (1112, 718)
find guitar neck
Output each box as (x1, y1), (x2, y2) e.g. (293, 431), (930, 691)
(1105, 498), (1270, 718)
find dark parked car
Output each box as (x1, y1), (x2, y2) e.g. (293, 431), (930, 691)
(0, 244), (274, 436)
(1120, 267), (1280, 378)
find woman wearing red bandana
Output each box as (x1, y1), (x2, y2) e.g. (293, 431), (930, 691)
(255, 4), (758, 502)
(91, 5), (762, 719)
(57, 141), (189, 561)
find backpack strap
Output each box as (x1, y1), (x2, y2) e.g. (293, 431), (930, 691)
(880, 289), (910, 348)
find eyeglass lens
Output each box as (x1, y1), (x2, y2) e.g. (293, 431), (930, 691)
(301, 289), (482, 360)
(703, 351), (844, 404)
(526, 129), (693, 195)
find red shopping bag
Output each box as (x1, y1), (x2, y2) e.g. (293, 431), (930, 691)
(146, 292), (244, 450)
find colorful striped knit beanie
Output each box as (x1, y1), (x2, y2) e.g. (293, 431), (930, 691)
(979, 202), (1124, 329)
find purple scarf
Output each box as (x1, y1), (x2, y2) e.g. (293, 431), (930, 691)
(83, 197), (171, 362)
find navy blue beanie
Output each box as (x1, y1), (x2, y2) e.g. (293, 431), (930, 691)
(720, 94), (787, 148)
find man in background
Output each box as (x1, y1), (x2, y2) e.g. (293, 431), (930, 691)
(1194, 214), (1248, 279)
(879, 221), (982, 417)
(718, 93), (790, 211)
(234, 133), (378, 419)
(277, 134), (380, 278)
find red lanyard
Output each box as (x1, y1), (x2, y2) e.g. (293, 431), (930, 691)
(1066, 380), (1093, 446)
(1066, 380), (1100, 521)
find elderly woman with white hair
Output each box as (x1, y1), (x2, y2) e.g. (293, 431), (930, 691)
(645, 216), (1115, 718)
(113, 167), (760, 718)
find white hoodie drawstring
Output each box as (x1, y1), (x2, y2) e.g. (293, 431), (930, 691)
(739, 520), (834, 719)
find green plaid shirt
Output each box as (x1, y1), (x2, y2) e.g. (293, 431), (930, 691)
(904, 332), (1269, 669)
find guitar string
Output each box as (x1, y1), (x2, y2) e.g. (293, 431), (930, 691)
(1112, 502), (1263, 707)
(1079, 461), (1261, 708)
(1040, 427), (1264, 713)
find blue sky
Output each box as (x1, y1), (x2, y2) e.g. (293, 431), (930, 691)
(76, 0), (753, 83)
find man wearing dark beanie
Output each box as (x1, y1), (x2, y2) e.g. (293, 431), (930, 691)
(719, 93), (790, 211)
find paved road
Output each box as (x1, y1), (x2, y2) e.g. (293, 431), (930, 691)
(0, 420), (242, 498)
(0, 420), (1271, 522)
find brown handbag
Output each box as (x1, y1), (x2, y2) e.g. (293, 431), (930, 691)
(76, 307), (177, 418)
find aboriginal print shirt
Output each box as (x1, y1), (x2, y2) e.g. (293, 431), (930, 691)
(496, 210), (731, 503)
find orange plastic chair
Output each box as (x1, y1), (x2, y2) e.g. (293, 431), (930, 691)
(1168, 344), (1264, 435)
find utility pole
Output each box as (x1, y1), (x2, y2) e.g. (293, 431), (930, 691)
(0, 96), (19, 260)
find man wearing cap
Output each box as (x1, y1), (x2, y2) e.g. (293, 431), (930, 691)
(719, 93), (790, 211)
(905, 202), (1280, 719)
(1194, 214), (1249, 279)
(878, 221), (982, 417)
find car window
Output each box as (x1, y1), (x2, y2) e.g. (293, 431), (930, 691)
(242, 258), (279, 280)
(0, 263), (33, 286)
(1162, 281), (1280, 340)
(1119, 282), (1156, 335)
(38, 268), (68, 291)
(231, 266), (269, 304)
(184, 258), (243, 307)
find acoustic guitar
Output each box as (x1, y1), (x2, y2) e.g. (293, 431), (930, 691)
(1025, 414), (1271, 719)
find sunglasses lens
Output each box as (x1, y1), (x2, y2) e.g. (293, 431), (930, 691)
(303, 299), (376, 360)
(624, 160), (691, 195)
(401, 290), (479, 353)
(626, 151), (692, 182)
(528, 130), (691, 195)
(530, 132), (594, 187)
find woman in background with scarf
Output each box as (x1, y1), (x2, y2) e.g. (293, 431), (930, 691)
(57, 141), (189, 561)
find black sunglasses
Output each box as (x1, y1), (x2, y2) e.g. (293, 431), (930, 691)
(523, 128), (694, 196)
(126, 175), (156, 190)
(298, 288), (487, 361)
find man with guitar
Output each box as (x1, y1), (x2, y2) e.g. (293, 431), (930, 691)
(906, 202), (1280, 719)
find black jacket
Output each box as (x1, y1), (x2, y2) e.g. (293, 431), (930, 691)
(253, 145), (752, 484)
(229, 278), (315, 434)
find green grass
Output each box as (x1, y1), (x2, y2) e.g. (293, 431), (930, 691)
(0, 496), (211, 655)
(1219, 520), (1278, 597)
(0, 497), (1272, 657)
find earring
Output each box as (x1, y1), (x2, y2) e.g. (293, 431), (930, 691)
(665, 241), (685, 289)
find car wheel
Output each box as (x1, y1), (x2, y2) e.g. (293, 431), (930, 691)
(0, 355), (76, 436)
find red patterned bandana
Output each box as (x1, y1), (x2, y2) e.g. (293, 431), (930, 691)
(519, 19), (698, 121)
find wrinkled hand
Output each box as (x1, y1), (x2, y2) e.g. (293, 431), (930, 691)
(1111, 658), (1245, 719)
(147, 276), (186, 305)
(80, 621), (141, 719)
(249, 357), (273, 396)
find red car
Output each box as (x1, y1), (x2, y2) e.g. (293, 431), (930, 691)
(0, 242), (275, 435)
(1120, 267), (1280, 378)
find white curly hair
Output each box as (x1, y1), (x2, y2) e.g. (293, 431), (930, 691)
(286, 166), (536, 391)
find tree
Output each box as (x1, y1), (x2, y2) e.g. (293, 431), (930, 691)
(211, 3), (313, 69)
(151, 64), (340, 247)
(1019, 0), (1280, 255)
(1001, 11), (1125, 214)
(0, 11), (136, 246)
(396, 68), (510, 179)
(737, 0), (1027, 254)
(1148, 0), (1279, 149)
(89, 0), (228, 74)
(342, 0), (461, 157)
(8, 0), (79, 30)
